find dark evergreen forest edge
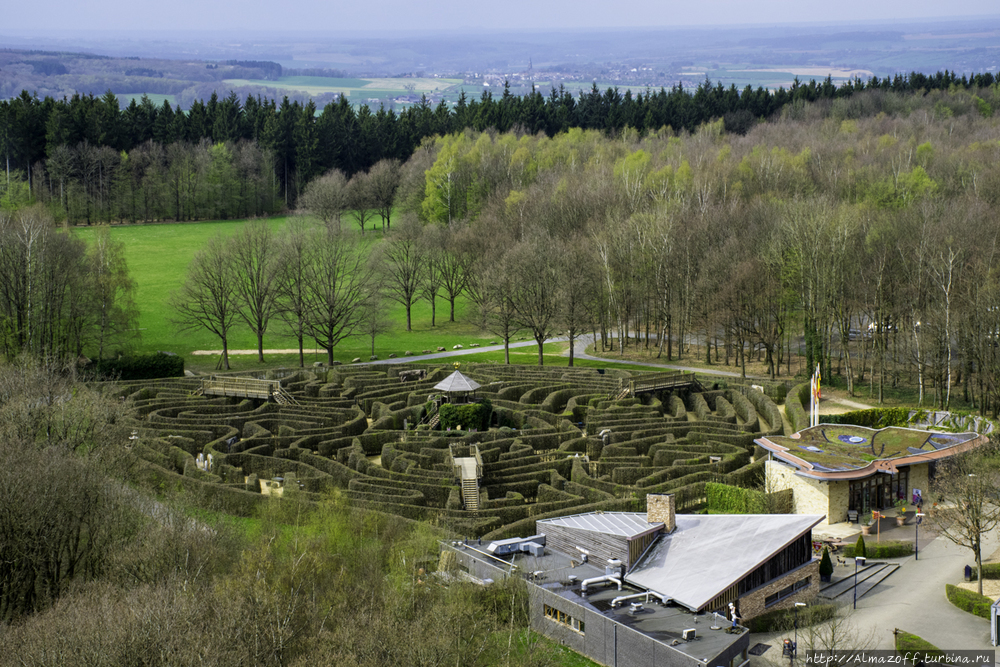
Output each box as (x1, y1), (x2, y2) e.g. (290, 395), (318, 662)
(1, 69), (998, 218)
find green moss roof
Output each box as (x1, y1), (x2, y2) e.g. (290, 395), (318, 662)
(765, 425), (978, 472)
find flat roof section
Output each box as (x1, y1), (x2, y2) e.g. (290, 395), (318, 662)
(450, 541), (748, 663)
(756, 425), (984, 480)
(626, 514), (824, 611)
(539, 512), (663, 538)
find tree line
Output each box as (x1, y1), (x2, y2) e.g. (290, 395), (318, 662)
(0, 206), (138, 360)
(2, 68), (998, 219)
(180, 81), (1000, 415)
(394, 84), (1000, 413)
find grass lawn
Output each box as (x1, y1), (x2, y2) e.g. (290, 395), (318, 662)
(72, 217), (493, 370)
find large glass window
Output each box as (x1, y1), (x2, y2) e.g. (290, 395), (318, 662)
(848, 469), (909, 512)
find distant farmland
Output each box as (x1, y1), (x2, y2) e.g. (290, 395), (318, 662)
(222, 75), (464, 105)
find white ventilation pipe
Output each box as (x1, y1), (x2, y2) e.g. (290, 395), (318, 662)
(580, 574), (622, 593)
(611, 591), (649, 607)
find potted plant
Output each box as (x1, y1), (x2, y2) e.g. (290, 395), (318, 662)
(895, 500), (909, 527)
(860, 511), (873, 535)
(819, 547), (834, 583)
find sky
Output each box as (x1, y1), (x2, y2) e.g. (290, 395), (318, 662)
(5, 0), (1000, 32)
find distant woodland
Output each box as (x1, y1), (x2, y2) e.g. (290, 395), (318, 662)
(1, 69), (999, 219)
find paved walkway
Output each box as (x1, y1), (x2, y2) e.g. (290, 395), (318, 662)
(753, 526), (1000, 657)
(363, 334), (753, 378)
(565, 334), (751, 377)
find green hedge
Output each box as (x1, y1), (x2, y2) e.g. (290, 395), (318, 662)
(842, 540), (912, 559)
(945, 584), (992, 619)
(967, 563), (1000, 581)
(785, 382), (811, 432)
(87, 352), (185, 380)
(706, 482), (771, 514)
(824, 407), (911, 428)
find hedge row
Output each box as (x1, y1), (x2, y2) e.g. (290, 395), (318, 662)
(87, 352), (184, 380)
(824, 407), (911, 429)
(841, 540), (913, 558)
(785, 382), (811, 433)
(945, 584), (992, 619)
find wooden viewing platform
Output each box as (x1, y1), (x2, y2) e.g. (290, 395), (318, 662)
(450, 443), (483, 512)
(200, 375), (299, 405)
(617, 372), (704, 399)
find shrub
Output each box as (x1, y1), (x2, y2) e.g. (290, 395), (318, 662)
(819, 547), (833, 577)
(966, 563), (1000, 581)
(706, 482), (770, 514)
(785, 382), (811, 432)
(945, 584), (992, 619)
(439, 399), (493, 431)
(854, 535), (867, 559)
(87, 352), (184, 380)
(842, 540), (912, 559)
(825, 407), (910, 428)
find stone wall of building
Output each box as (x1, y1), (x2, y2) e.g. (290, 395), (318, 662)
(738, 560), (819, 620)
(766, 460), (831, 522)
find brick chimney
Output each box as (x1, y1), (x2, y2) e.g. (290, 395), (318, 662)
(646, 493), (676, 533)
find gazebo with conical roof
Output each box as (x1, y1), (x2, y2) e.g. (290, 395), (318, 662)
(434, 370), (481, 403)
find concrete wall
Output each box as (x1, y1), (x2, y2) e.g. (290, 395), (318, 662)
(529, 586), (741, 667)
(766, 460), (831, 522)
(738, 560), (820, 620)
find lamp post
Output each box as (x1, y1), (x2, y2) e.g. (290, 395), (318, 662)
(915, 512), (925, 560)
(853, 556), (866, 609)
(793, 601), (806, 663)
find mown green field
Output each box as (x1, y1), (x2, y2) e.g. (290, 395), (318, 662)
(72, 217), (492, 371)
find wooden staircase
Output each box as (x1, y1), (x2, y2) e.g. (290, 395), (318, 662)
(461, 478), (480, 511)
(274, 387), (299, 406)
(428, 413), (440, 430)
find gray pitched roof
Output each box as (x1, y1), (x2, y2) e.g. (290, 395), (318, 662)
(538, 512), (661, 538)
(625, 513), (824, 611)
(434, 371), (482, 393)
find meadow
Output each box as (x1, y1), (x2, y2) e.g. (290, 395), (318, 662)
(72, 217), (497, 373)
(221, 75), (464, 101)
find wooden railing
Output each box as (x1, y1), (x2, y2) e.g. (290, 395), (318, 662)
(627, 372), (702, 396)
(201, 375), (281, 401)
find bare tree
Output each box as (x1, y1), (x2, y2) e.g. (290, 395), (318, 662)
(169, 233), (239, 370)
(301, 225), (377, 365)
(471, 251), (523, 365)
(368, 158), (402, 231)
(274, 219), (313, 367)
(231, 220), (279, 363)
(360, 289), (394, 357)
(298, 168), (349, 227)
(347, 170), (377, 235)
(930, 441), (1000, 595)
(508, 235), (561, 366)
(376, 215), (424, 332)
(86, 226), (140, 360)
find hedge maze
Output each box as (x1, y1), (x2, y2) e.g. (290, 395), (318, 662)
(120, 365), (786, 539)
